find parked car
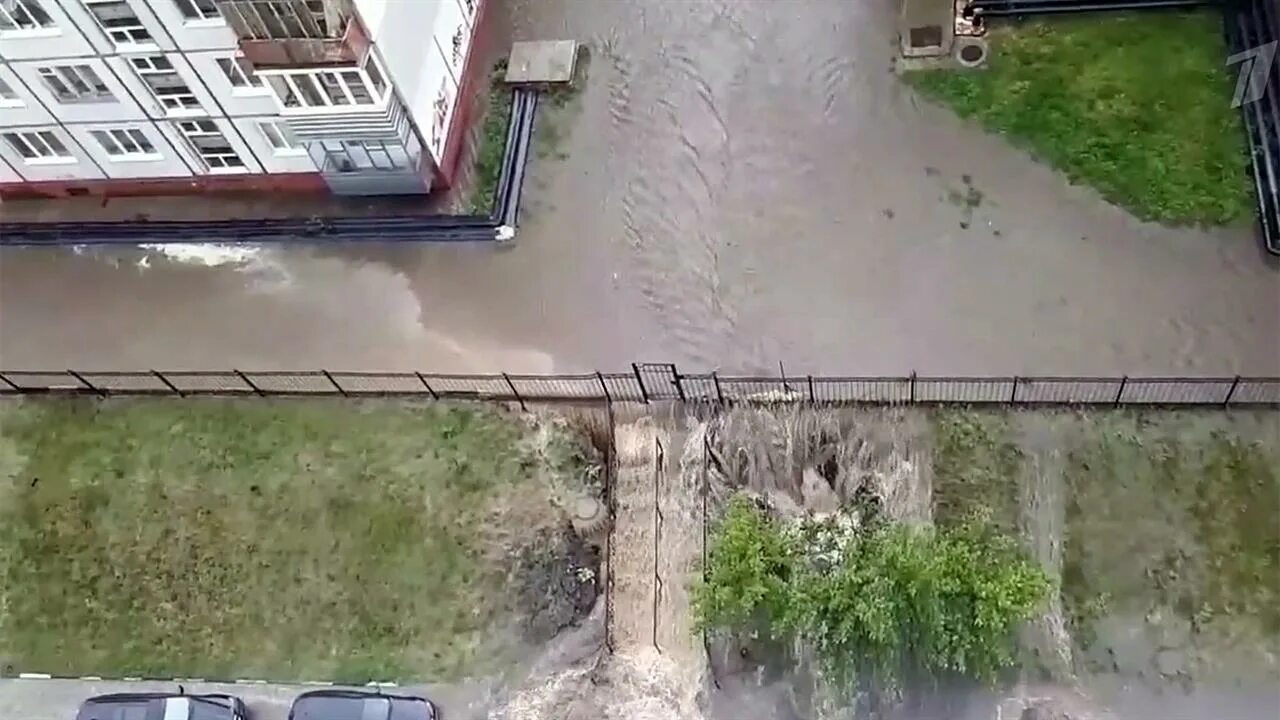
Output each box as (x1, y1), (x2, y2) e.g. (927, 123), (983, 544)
(288, 689), (438, 720)
(76, 691), (248, 720)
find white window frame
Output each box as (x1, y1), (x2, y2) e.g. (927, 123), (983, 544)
(82, 0), (156, 50)
(131, 55), (203, 116)
(216, 56), (269, 96)
(2, 129), (77, 165)
(259, 54), (391, 115)
(0, 74), (24, 108)
(90, 127), (161, 161)
(255, 120), (305, 157)
(37, 64), (115, 104)
(0, 0), (59, 37)
(318, 139), (410, 174)
(171, 0), (221, 24)
(175, 119), (246, 173)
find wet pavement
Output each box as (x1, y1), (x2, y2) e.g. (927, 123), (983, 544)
(1, 0), (1277, 375)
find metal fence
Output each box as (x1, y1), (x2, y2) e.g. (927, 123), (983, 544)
(1, 364), (1277, 406)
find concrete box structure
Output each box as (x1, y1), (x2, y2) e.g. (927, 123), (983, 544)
(0, 0), (487, 199)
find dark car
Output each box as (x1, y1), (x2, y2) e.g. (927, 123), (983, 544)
(288, 689), (438, 720)
(76, 692), (248, 720)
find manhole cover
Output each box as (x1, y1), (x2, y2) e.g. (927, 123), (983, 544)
(571, 497), (608, 536)
(955, 39), (989, 68)
(909, 25), (943, 49)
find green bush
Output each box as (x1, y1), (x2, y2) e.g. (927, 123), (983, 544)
(693, 496), (1050, 688)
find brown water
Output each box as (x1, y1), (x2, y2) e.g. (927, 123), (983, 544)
(1, 0), (1278, 374)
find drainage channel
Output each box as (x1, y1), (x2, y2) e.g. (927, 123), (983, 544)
(964, 0), (1280, 256)
(965, 0), (1218, 16)
(0, 89), (538, 246)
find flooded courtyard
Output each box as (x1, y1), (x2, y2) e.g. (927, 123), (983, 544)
(1, 0), (1277, 374)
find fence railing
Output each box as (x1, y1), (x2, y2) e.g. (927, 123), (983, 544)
(1, 364), (1277, 406)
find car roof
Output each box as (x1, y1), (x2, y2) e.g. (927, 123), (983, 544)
(78, 693), (240, 720)
(289, 690), (435, 720)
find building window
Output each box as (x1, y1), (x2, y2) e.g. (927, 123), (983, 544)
(320, 139), (409, 173)
(0, 0), (54, 32)
(131, 55), (200, 112)
(218, 0), (333, 40)
(83, 0), (153, 46)
(216, 56), (262, 90)
(0, 75), (22, 107)
(2, 130), (74, 163)
(264, 68), (381, 110)
(172, 0), (219, 21)
(175, 119), (244, 170)
(256, 120), (302, 154)
(364, 53), (386, 96)
(37, 65), (114, 103)
(90, 127), (158, 159)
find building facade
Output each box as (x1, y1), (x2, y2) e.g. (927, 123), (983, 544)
(0, 0), (485, 199)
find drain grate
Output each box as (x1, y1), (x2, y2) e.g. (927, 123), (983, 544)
(909, 25), (945, 48)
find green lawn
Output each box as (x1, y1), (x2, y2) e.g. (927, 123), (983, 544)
(0, 398), (588, 682)
(926, 408), (1280, 684)
(907, 13), (1252, 226)
(1061, 412), (1280, 678)
(465, 59), (513, 214)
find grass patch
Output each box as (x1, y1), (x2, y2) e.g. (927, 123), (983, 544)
(906, 13), (1252, 225)
(0, 398), (581, 682)
(930, 409), (1023, 533)
(1061, 412), (1280, 667)
(465, 58), (513, 214)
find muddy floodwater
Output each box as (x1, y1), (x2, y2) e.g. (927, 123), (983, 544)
(1, 0), (1277, 374)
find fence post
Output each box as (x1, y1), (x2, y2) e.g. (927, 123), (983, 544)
(1114, 376), (1127, 407)
(67, 370), (106, 397)
(503, 373), (527, 411)
(234, 369), (264, 397)
(151, 370), (184, 397)
(632, 363), (650, 403)
(713, 371), (725, 405)
(909, 372), (917, 403)
(672, 366), (687, 402)
(808, 375), (816, 403)
(652, 438), (664, 653)
(778, 361), (790, 393)
(322, 370), (347, 397)
(1224, 375), (1242, 407)
(415, 372), (440, 399)
(1009, 376), (1019, 404)
(596, 371), (612, 404)
(0, 372), (21, 392)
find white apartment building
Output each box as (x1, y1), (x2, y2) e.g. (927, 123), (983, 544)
(0, 0), (485, 199)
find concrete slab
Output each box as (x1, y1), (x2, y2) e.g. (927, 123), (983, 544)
(900, 0), (955, 58)
(506, 40), (578, 84)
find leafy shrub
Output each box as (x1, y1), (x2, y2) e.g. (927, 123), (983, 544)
(693, 496), (1050, 688)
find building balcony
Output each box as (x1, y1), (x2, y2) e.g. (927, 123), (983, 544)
(212, 0), (370, 68)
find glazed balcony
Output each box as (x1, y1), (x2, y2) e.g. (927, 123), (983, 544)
(213, 0), (370, 68)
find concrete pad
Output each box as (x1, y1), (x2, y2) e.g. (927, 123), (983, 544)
(899, 0), (954, 58)
(506, 40), (579, 84)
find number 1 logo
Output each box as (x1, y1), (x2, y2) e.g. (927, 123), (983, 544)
(1229, 41), (1278, 109)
